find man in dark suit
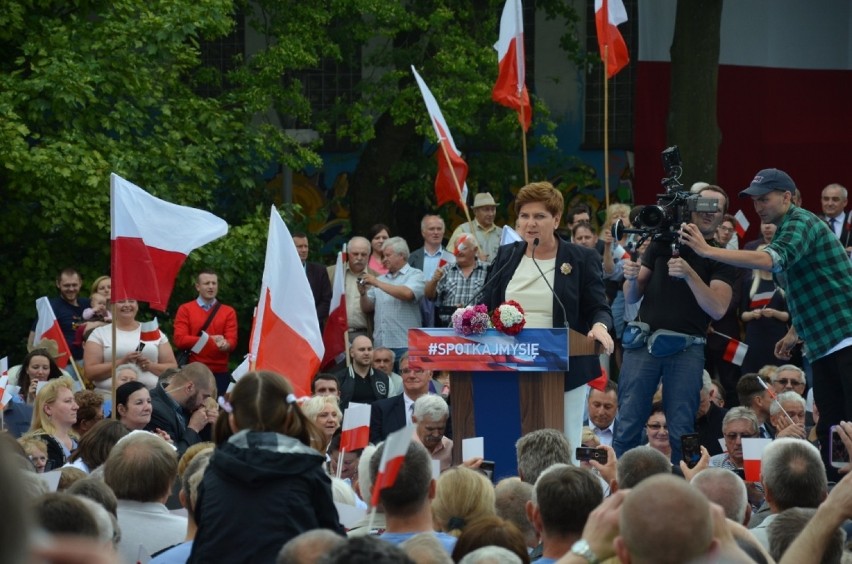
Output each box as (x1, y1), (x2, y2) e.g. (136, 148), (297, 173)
(408, 214), (455, 327)
(369, 353), (431, 444)
(146, 362), (218, 456)
(293, 232), (332, 327)
(820, 183), (852, 253)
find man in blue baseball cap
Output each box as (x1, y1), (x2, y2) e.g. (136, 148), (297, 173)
(678, 167), (852, 479)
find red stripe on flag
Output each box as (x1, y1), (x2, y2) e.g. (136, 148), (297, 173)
(255, 290), (320, 397)
(112, 237), (187, 311)
(492, 38), (532, 131)
(434, 123), (468, 210)
(371, 455), (406, 508)
(340, 426), (370, 453)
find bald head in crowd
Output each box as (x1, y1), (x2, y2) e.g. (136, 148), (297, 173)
(277, 529), (345, 564)
(615, 474), (716, 564)
(690, 468), (750, 525)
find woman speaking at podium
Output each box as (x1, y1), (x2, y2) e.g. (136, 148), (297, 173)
(483, 182), (613, 462)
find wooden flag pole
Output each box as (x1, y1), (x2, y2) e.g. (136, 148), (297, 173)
(520, 100), (529, 185)
(438, 139), (486, 255)
(110, 302), (118, 419)
(603, 45), (611, 211)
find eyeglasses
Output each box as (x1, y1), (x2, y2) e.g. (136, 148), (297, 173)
(775, 378), (804, 387)
(646, 423), (668, 431)
(717, 226), (735, 233)
(724, 432), (755, 440)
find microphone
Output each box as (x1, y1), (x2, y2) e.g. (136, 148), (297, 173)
(463, 242), (519, 308)
(531, 238), (569, 329)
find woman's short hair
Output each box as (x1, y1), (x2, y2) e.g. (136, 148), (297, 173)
(115, 363), (142, 380)
(30, 376), (76, 436)
(227, 371), (325, 451)
(115, 381), (148, 420)
(301, 394), (343, 423)
(68, 419), (129, 471)
(514, 181), (564, 219)
(432, 466), (497, 537)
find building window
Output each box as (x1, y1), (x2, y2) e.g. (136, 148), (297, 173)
(196, 13), (246, 99)
(582, 0), (637, 149)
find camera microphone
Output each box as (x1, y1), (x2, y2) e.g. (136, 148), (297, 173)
(531, 238), (569, 329)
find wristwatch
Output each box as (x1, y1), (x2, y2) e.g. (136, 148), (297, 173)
(593, 321), (608, 332)
(569, 539), (599, 564)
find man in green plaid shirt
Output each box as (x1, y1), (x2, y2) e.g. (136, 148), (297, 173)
(680, 168), (852, 477)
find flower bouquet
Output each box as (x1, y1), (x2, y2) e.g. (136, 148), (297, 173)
(451, 304), (491, 336)
(491, 300), (526, 336)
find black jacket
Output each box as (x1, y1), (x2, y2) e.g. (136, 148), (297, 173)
(189, 431), (343, 564)
(335, 366), (390, 410)
(483, 239), (613, 390)
(146, 384), (202, 457)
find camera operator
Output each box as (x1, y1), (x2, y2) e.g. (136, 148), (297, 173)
(679, 168), (852, 482)
(613, 185), (738, 465)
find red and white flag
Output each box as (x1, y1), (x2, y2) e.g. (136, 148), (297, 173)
(111, 173), (228, 311)
(722, 337), (749, 366)
(749, 290), (775, 309)
(734, 210), (750, 239)
(321, 251), (348, 369)
(34, 297), (73, 369)
(411, 66), (469, 212)
(595, 0), (629, 78)
(139, 318), (161, 341)
(742, 438), (772, 482)
(340, 402), (371, 453)
(492, 0), (532, 131)
(0, 375), (14, 410)
(0, 356), (7, 378)
(371, 425), (415, 507)
(249, 207), (324, 397)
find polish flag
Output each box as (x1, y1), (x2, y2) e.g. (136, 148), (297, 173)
(340, 402), (371, 453)
(588, 368), (608, 392)
(594, 0), (629, 78)
(371, 426), (415, 508)
(749, 290), (775, 309)
(492, 0), (532, 131)
(111, 173), (228, 311)
(0, 375), (15, 410)
(734, 210), (750, 240)
(250, 207), (324, 397)
(34, 297), (73, 369)
(742, 437), (772, 482)
(722, 337), (749, 366)
(321, 251), (348, 369)
(139, 318), (161, 341)
(411, 66), (469, 212)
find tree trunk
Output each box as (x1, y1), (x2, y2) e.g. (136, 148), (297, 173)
(349, 111), (417, 237)
(668, 0), (724, 186)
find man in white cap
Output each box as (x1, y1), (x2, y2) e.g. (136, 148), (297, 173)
(448, 192), (502, 264)
(679, 167), (852, 481)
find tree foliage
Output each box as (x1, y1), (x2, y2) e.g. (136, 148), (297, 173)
(0, 0), (588, 359)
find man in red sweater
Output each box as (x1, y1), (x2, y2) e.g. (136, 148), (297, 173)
(173, 269), (238, 394)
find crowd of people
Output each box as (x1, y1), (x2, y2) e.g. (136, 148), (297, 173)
(4, 172), (852, 563)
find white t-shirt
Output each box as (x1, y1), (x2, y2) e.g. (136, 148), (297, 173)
(88, 324), (169, 393)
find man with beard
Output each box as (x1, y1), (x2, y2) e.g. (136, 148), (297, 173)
(147, 362), (218, 456)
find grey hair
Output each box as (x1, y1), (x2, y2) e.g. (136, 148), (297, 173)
(458, 546), (523, 564)
(115, 363), (142, 378)
(381, 236), (410, 259)
(773, 364), (805, 380)
(823, 183), (848, 200)
(347, 235), (371, 251)
(420, 214), (445, 231)
(722, 407), (759, 434)
(357, 444), (378, 503)
(413, 394), (449, 422)
(400, 532), (454, 564)
(691, 468), (748, 524)
(374, 347), (396, 363)
(769, 391), (806, 416)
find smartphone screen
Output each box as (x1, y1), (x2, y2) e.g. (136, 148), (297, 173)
(681, 433), (701, 468)
(575, 447), (607, 464)
(135, 342), (146, 353)
(480, 460), (495, 482)
(830, 426), (850, 468)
